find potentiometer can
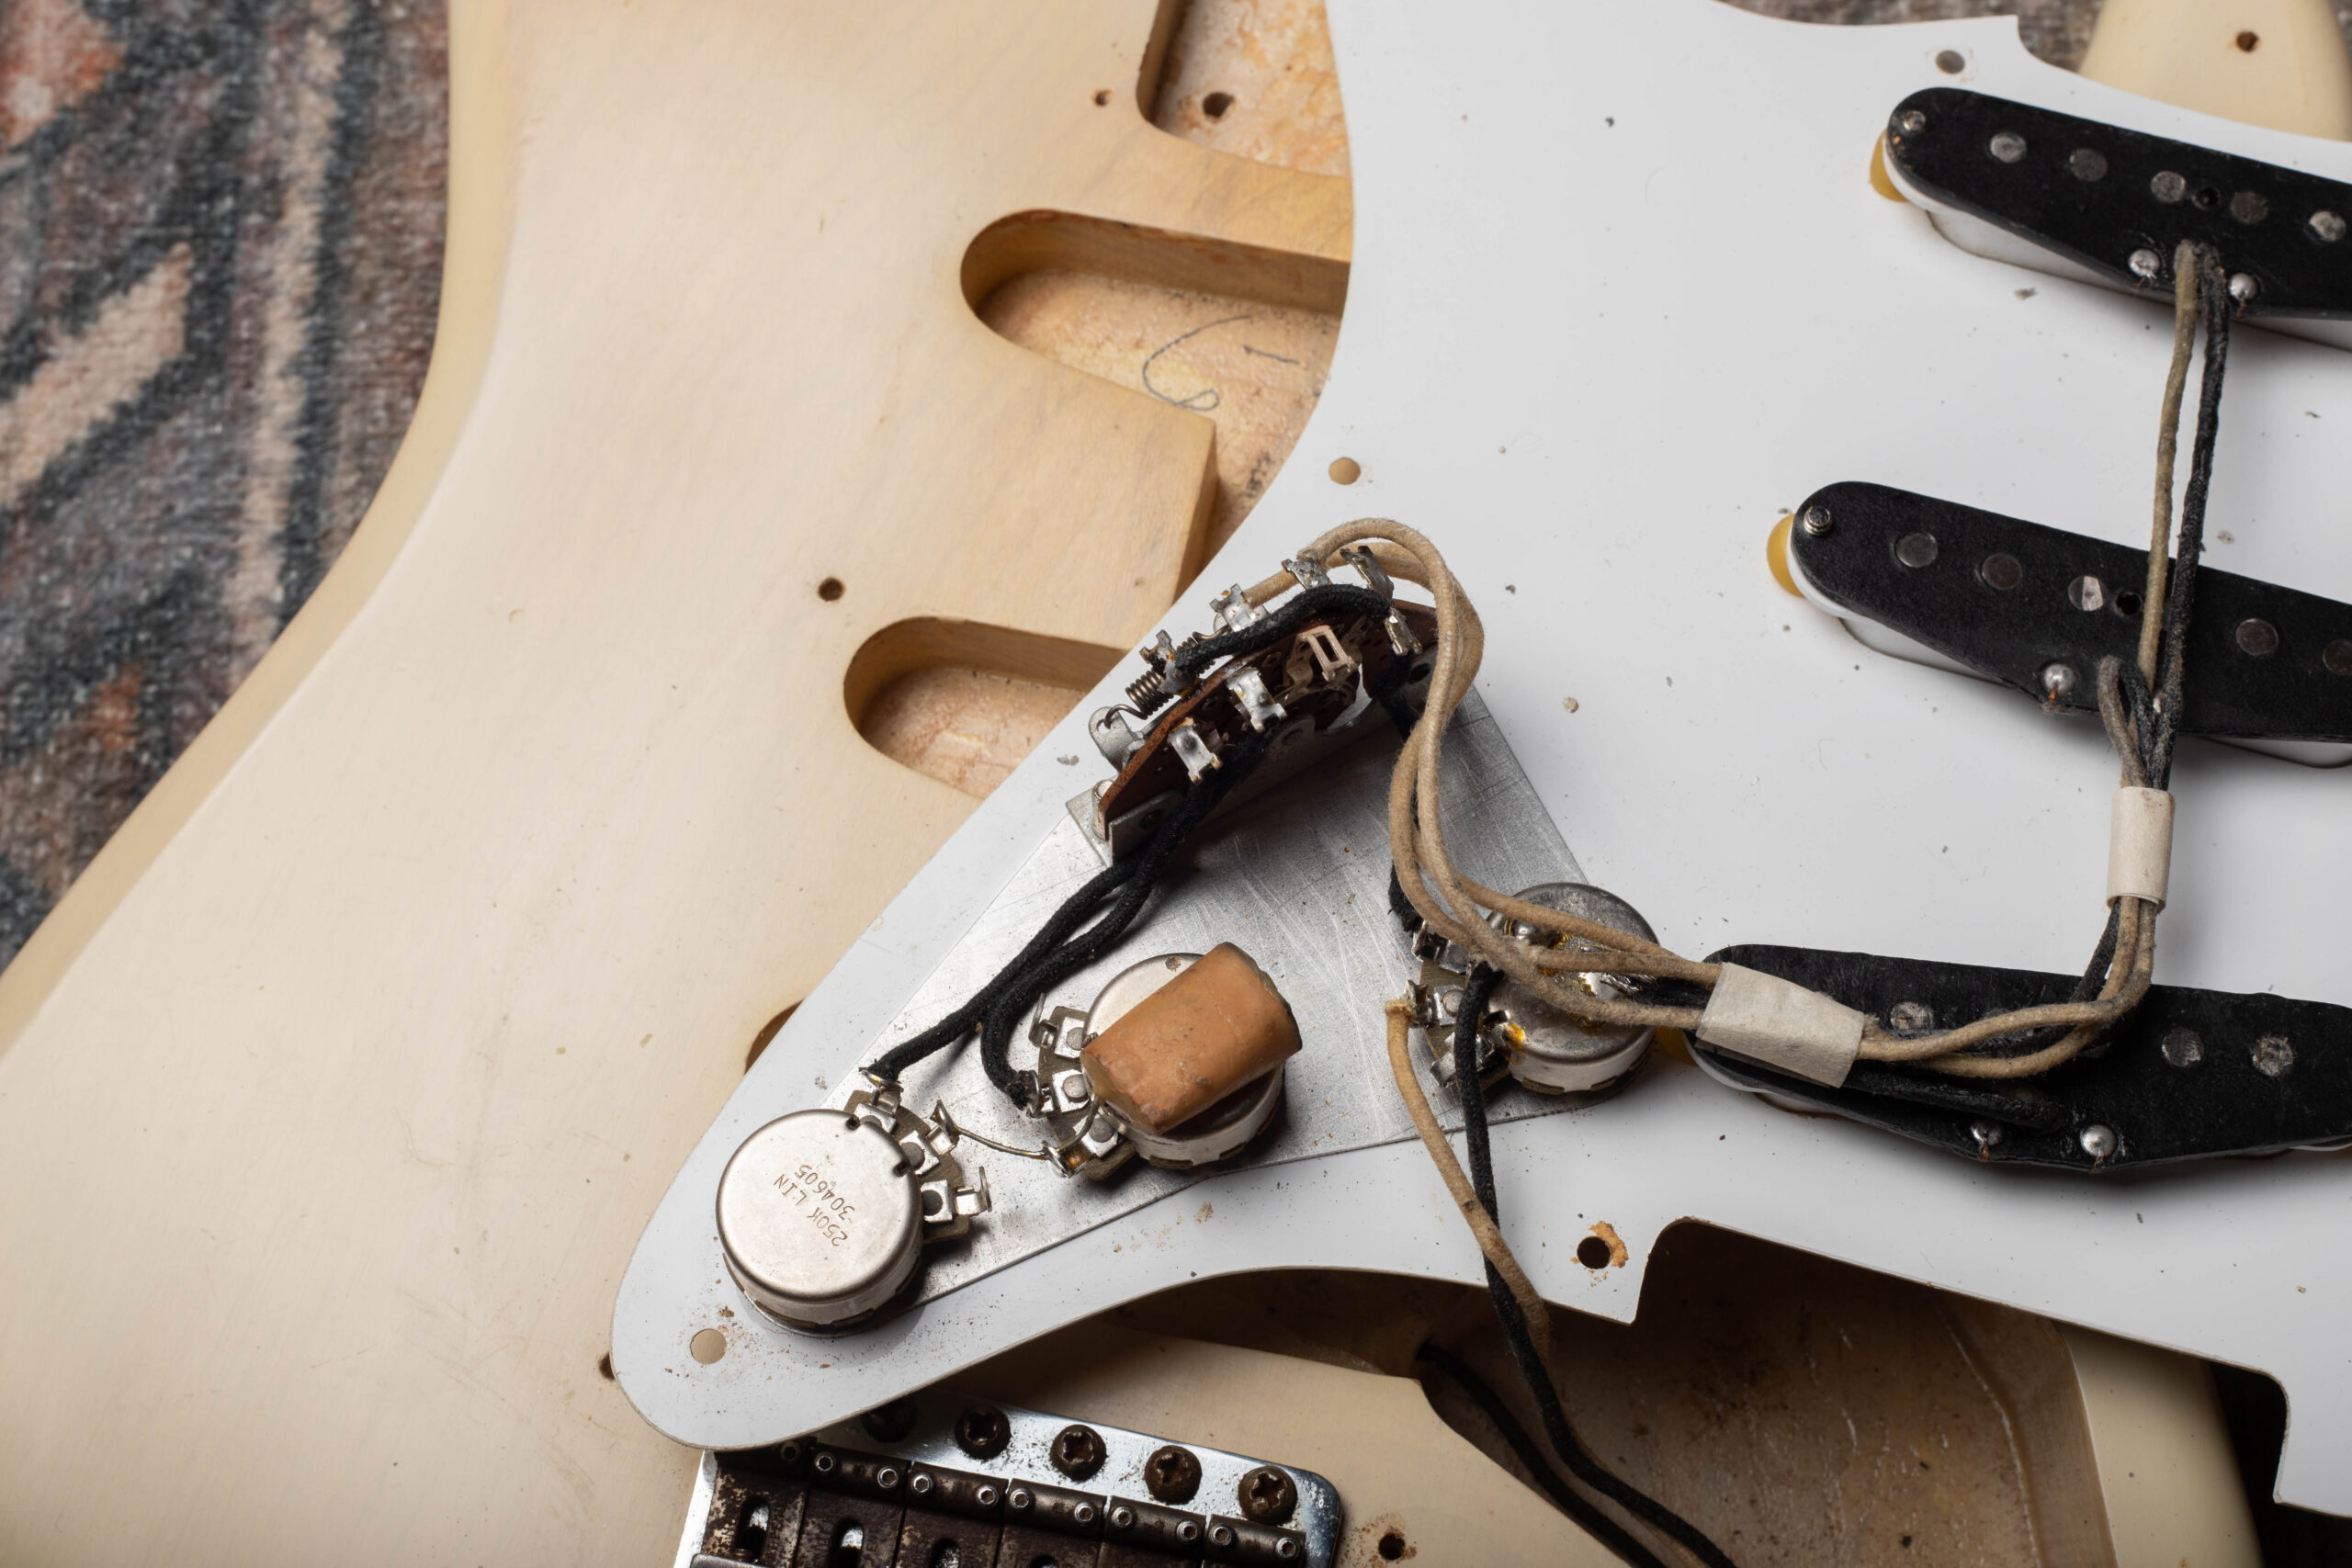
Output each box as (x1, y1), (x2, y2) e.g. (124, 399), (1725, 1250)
(716, 1108), (922, 1331)
(1485, 882), (1658, 1094)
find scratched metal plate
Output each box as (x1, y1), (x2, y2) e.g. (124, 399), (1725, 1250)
(875, 690), (1585, 1302)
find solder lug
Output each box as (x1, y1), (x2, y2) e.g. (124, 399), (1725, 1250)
(847, 1081), (990, 1241)
(1227, 667), (1286, 734)
(1340, 544), (1393, 598)
(1089, 706), (1145, 767)
(1209, 583), (1266, 633)
(1169, 720), (1221, 782)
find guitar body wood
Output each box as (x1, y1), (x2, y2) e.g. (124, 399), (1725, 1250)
(0, 0), (1344, 1560)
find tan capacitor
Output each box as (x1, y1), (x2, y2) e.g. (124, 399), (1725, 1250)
(1080, 942), (1301, 1133)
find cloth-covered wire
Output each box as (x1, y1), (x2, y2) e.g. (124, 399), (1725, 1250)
(1313, 244), (2233, 1084)
(1446, 967), (1740, 1568)
(1414, 1341), (1674, 1568)
(1849, 241), (2228, 1077)
(865, 723), (1278, 1108)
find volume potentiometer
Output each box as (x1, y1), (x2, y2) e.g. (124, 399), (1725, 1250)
(716, 1081), (988, 1332)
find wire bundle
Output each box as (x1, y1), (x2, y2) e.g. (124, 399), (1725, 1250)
(1302, 247), (2234, 1089)
(863, 581), (1396, 1109)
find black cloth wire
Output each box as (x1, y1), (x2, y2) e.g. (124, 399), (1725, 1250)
(1909, 247), (2233, 1072)
(976, 722), (1277, 1105)
(2147, 249), (2233, 791)
(1414, 1341), (1671, 1568)
(865, 722), (1279, 1108)
(870, 578), (1413, 1106)
(1453, 964), (1741, 1568)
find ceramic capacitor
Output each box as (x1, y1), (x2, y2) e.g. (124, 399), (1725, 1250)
(1080, 942), (1300, 1133)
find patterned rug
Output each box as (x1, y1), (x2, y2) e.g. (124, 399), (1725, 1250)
(0, 0), (443, 960)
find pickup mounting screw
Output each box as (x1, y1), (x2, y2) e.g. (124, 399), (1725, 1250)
(2128, 248), (2163, 280)
(1889, 1000), (1934, 1032)
(1988, 130), (2026, 163)
(2235, 617), (2278, 657)
(2229, 272), (2259, 303)
(2041, 662), (2080, 700)
(2078, 1123), (2117, 1160)
(2150, 170), (2187, 203)
(1239, 1465), (1300, 1525)
(1801, 505), (1833, 537)
(1894, 108), (1927, 135)
(2313, 210), (2347, 243)
(1050, 1424), (1106, 1481)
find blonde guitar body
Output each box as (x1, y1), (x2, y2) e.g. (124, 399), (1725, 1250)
(0, 1), (1341, 1561)
(0, 0), (2340, 1562)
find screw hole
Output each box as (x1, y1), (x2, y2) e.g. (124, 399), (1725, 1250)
(1202, 90), (1234, 118)
(818, 577), (845, 602)
(1378, 1531), (1408, 1561)
(1934, 48), (1966, 73)
(1576, 1235), (1613, 1269)
(1328, 456), (1362, 485)
(689, 1327), (728, 1364)
(2235, 28), (2260, 51)
(2112, 589), (2142, 617)
(1092, 89), (1112, 106)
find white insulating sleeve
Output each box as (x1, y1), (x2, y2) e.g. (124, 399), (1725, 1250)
(2106, 786), (2175, 909)
(1696, 964), (1866, 1088)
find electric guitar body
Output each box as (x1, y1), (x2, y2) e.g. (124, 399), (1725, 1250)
(619, 0), (2352, 1524)
(2, 0), (2348, 1560)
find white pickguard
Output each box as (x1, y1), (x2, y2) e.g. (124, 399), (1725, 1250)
(619, 0), (2352, 1513)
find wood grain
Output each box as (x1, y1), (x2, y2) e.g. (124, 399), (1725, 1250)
(0, 2), (1345, 1561)
(879, 0), (1351, 796)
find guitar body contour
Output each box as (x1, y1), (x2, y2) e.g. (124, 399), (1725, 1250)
(0, 0), (1344, 1560)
